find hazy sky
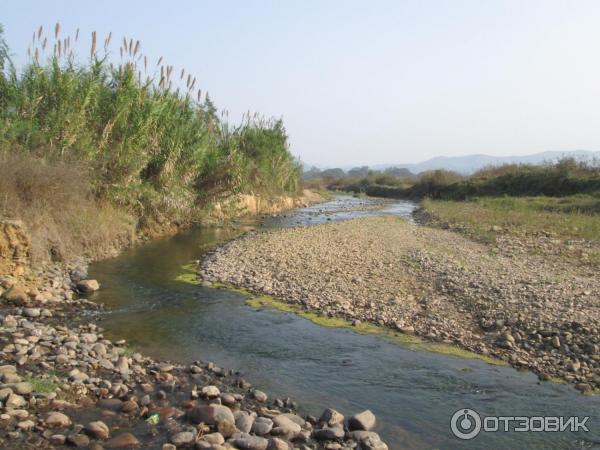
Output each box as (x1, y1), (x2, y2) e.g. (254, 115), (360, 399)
(4, 1), (600, 166)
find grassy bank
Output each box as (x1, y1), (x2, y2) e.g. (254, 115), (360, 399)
(422, 195), (600, 242)
(0, 24), (301, 264)
(422, 195), (600, 267)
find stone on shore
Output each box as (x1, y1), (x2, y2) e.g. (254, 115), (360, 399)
(170, 431), (196, 446)
(252, 389), (268, 402)
(45, 412), (71, 428)
(348, 409), (376, 431)
(2, 286), (28, 305)
(105, 432), (140, 448)
(232, 435), (269, 450)
(77, 279), (100, 292)
(84, 421), (110, 439)
(187, 405), (234, 425)
(201, 385), (220, 398)
(319, 408), (344, 427)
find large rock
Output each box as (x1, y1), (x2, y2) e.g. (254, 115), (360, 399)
(11, 382), (33, 395)
(348, 409), (376, 431)
(81, 333), (98, 344)
(278, 413), (305, 427)
(2, 315), (17, 328)
(271, 414), (301, 434)
(347, 431), (384, 443)
(313, 426), (345, 440)
(251, 417), (273, 435)
(204, 432), (225, 445)
(46, 412), (71, 428)
(17, 419), (35, 431)
(115, 356), (129, 372)
(236, 412), (255, 433)
(360, 436), (388, 450)
(170, 431), (196, 446)
(77, 279), (100, 293)
(201, 385), (220, 398)
(2, 286), (28, 305)
(105, 432), (140, 448)
(0, 387), (13, 401)
(319, 408), (344, 427)
(22, 308), (40, 318)
(5, 393), (27, 409)
(67, 434), (90, 447)
(232, 435), (269, 450)
(0, 365), (16, 375)
(84, 421), (110, 439)
(252, 389), (268, 402)
(188, 405), (234, 425)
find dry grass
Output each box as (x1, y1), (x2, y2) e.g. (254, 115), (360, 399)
(423, 196), (600, 242)
(0, 154), (135, 264)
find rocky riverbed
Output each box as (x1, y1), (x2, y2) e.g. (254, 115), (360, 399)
(0, 264), (388, 449)
(199, 216), (600, 392)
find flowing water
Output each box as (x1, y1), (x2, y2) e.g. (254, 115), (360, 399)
(89, 196), (600, 450)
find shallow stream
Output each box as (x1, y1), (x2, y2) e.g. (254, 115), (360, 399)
(89, 196), (600, 449)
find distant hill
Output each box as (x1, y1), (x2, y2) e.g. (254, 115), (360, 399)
(375, 150), (600, 175)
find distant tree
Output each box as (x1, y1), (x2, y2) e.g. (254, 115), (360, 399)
(384, 166), (415, 178)
(320, 168), (346, 179)
(347, 166), (370, 178)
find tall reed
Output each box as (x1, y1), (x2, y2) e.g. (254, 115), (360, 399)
(0, 23), (301, 222)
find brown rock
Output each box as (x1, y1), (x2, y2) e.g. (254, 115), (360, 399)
(105, 432), (140, 448)
(2, 286), (28, 305)
(348, 409), (376, 431)
(77, 279), (100, 292)
(45, 412), (71, 428)
(85, 421), (110, 439)
(187, 405), (234, 425)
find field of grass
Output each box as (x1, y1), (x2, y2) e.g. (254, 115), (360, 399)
(423, 195), (600, 243)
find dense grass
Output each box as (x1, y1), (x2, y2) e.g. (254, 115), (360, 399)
(423, 195), (600, 242)
(0, 24), (301, 262)
(0, 24), (300, 222)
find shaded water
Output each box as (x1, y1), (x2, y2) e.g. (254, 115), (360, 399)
(89, 196), (600, 450)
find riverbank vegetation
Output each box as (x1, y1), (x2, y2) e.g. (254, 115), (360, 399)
(319, 158), (600, 200)
(317, 159), (600, 252)
(0, 24), (301, 263)
(422, 195), (600, 243)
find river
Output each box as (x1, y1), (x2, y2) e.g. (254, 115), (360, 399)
(88, 195), (600, 450)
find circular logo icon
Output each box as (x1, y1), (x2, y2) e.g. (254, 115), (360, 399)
(451, 408), (482, 440)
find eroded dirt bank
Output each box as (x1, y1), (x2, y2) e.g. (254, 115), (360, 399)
(200, 216), (600, 392)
